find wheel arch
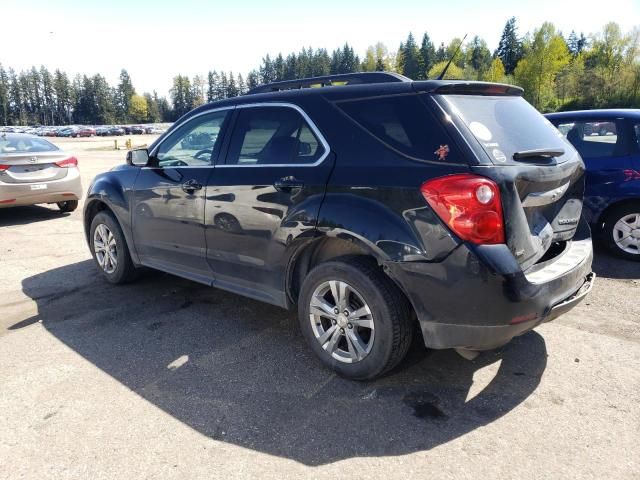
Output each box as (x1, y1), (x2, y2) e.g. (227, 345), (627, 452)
(597, 197), (640, 231)
(285, 236), (421, 341)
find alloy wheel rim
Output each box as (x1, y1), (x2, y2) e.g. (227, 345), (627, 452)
(309, 280), (375, 364)
(613, 213), (640, 255)
(93, 224), (118, 274)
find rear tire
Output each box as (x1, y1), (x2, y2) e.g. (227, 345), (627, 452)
(89, 210), (138, 283)
(298, 256), (413, 380)
(602, 204), (640, 261)
(57, 200), (78, 212)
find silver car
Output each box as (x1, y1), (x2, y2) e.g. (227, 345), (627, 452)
(0, 133), (82, 212)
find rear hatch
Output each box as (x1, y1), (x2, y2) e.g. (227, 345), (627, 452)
(0, 135), (71, 184)
(428, 85), (585, 269)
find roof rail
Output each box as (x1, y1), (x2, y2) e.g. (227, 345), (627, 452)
(247, 72), (410, 95)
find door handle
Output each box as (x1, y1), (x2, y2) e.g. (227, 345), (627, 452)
(274, 176), (304, 192)
(182, 179), (203, 193)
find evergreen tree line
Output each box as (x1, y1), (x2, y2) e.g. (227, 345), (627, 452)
(1, 19), (638, 126)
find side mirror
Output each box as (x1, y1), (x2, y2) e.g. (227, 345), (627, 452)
(127, 148), (150, 167)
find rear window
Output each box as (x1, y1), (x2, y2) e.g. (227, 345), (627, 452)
(336, 94), (462, 163)
(0, 135), (59, 154)
(437, 95), (569, 164)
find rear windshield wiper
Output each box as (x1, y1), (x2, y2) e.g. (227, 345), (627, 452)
(513, 148), (565, 160)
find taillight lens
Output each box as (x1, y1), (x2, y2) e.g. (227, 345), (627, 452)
(0, 165), (9, 171)
(420, 174), (505, 244)
(55, 156), (78, 168)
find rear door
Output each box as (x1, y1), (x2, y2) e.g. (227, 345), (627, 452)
(555, 117), (633, 222)
(551, 118), (633, 204)
(433, 92), (586, 270)
(205, 103), (333, 305)
(132, 108), (231, 283)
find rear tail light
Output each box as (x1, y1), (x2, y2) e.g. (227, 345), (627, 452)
(420, 174), (505, 245)
(0, 165), (9, 171)
(55, 156), (78, 168)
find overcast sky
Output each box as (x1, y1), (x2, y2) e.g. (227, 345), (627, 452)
(2, 0), (639, 96)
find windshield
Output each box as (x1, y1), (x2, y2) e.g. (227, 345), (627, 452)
(437, 94), (571, 164)
(0, 134), (59, 154)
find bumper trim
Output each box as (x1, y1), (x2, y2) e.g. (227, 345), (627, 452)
(545, 272), (595, 323)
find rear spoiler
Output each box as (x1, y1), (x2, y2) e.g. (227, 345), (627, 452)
(413, 81), (524, 97)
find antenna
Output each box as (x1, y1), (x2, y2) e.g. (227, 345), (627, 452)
(437, 34), (468, 80)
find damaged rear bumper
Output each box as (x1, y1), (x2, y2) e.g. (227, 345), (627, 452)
(385, 232), (594, 350)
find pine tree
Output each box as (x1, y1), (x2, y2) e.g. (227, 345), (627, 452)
(247, 70), (260, 90)
(237, 74), (246, 95)
(40, 66), (54, 125)
(495, 17), (523, 75)
(53, 69), (72, 125)
(117, 69), (135, 122)
(259, 55), (276, 84)
(435, 43), (447, 63)
(218, 72), (229, 99)
(0, 64), (9, 126)
(469, 36), (492, 78)
(567, 31), (579, 56)
(399, 33), (424, 79)
(420, 33), (437, 78)
(274, 54), (285, 81)
(207, 70), (220, 102)
(227, 72), (238, 97)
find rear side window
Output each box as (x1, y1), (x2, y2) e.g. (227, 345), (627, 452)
(226, 106), (325, 166)
(336, 94), (460, 162)
(555, 120), (625, 159)
(438, 94), (569, 164)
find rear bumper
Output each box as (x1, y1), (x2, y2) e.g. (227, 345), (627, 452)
(386, 227), (594, 350)
(0, 169), (82, 208)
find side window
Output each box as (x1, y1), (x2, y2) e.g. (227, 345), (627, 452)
(634, 124), (640, 150)
(226, 106), (325, 165)
(556, 120), (625, 159)
(336, 94), (461, 162)
(156, 110), (229, 167)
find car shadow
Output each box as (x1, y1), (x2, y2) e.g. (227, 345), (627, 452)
(592, 244), (640, 280)
(0, 205), (68, 227)
(17, 260), (547, 466)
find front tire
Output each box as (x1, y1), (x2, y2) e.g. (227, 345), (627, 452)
(57, 200), (78, 212)
(89, 211), (138, 283)
(602, 204), (640, 261)
(298, 256), (413, 380)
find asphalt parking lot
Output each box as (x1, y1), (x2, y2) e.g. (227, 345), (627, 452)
(1, 136), (639, 479)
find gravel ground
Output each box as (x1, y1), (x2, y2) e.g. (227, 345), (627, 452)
(1, 136), (639, 479)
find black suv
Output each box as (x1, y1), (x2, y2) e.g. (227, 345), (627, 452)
(84, 72), (594, 380)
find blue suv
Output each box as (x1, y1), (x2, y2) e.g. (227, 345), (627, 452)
(546, 110), (640, 260)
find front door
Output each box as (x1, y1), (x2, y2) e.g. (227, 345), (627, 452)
(132, 109), (231, 283)
(205, 104), (333, 305)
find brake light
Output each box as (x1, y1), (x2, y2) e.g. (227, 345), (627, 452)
(420, 174), (505, 244)
(55, 157), (78, 168)
(0, 165), (9, 171)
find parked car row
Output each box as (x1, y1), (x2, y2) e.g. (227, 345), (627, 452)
(0, 125), (166, 137)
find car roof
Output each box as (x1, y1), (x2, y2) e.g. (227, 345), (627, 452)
(546, 109), (640, 120)
(185, 78), (523, 120)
